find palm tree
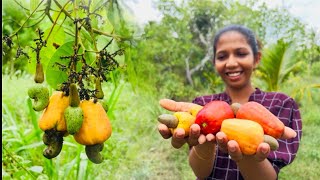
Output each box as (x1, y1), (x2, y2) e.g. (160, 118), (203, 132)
(255, 39), (304, 91)
(255, 39), (320, 104)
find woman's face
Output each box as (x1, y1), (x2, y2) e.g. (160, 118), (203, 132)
(214, 31), (260, 90)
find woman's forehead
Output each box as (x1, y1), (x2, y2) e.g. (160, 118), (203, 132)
(218, 31), (247, 43)
(216, 31), (250, 50)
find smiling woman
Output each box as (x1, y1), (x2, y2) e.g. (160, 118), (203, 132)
(157, 24), (302, 179)
(213, 26), (261, 104)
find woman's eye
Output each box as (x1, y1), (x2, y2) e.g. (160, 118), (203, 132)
(237, 52), (247, 57)
(216, 55), (226, 60)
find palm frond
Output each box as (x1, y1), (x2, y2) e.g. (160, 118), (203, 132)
(258, 40), (286, 91)
(257, 39), (304, 91)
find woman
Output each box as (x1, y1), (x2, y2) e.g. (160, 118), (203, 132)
(158, 25), (302, 179)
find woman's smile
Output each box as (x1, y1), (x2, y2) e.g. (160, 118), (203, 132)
(226, 71), (242, 77)
(225, 71), (243, 81)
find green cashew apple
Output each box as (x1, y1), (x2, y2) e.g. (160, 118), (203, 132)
(64, 106), (84, 135)
(95, 78), (104, 99)
(85, 143), (104, 164)
(34, 63), (44, 83)
(28, 84), (49, 111)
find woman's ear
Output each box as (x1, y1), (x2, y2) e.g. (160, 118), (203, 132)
(254, 51), (261, 69)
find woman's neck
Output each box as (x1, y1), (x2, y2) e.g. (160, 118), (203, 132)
(225, 84), (255, 104)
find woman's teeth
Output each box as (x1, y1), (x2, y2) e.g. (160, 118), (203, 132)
(227, 72), (241, 77)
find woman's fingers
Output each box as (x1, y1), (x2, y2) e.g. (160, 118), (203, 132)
(205, 133), (216, 142)
(254, 142), (270, 161)
(281, 126), (297, 139)
(227, 140), (243, 162)
(159, 99), (197, 112)
(171, 128), (187, 149)
(188, 124), (201, 146)
(216, 132), (229, 153)
(158, 123), (172, 139)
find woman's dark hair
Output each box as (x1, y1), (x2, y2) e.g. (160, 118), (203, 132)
(213, 25), (260, 61)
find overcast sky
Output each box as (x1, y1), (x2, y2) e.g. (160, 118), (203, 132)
(127, 0), (320, 30)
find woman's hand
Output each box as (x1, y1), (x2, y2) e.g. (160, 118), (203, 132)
(215, 132), (271, 162)
(158, 99), (204, 148)
(158, 123), (202, 148)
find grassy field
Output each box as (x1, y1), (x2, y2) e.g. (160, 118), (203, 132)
(2, 72), (320, 179)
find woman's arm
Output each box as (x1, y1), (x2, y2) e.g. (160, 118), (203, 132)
(189, 134), (216, 179)
(237, 157), (277, 180)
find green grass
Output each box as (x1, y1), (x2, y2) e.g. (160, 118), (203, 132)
(279, 104), (320, 180)
(2, 72), (320, 179)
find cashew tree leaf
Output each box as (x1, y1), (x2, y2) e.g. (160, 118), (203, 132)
(46, 41), (76, 89)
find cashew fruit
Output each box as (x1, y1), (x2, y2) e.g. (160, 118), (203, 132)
(233, 101), (285, 139)
(95, 78), (104, 99)
(74, 100), (112, 145)
(64, 106), (84, 135)
(195, 101), (235, 135)
(85, 143), (104, 164)
(188, 104), (203, 117)
(42, 129), (64, 159)
(34, 63), (44, 83)
(264, 134), (279, 151)
(39, 92), (69, 132)
(158, 114), (179, 128)
(221, 119), (279, 155)
(171, 112), (195, 136)
(28, 84), (49, 111)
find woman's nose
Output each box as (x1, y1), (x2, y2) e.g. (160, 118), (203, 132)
(225, 56), (238, 68)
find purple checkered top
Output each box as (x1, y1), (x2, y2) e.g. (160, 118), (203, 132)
(192, 88), (302, 180)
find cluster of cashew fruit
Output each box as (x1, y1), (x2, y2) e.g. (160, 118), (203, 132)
(28, 68), (112, 164)
(158, 99), (297, 155)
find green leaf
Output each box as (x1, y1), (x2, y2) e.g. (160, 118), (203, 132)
(107, 2), (118, 30)
(14, 142), (43, 153)
(30, 0), (40, 13)
(123, 47), (137, 87)
(51, 7), (67, 24)
(80, 28), (93, 44)
(29, 166), (43, 173)
(96, 35), (114, 51)
(46, 41), (74, 89)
